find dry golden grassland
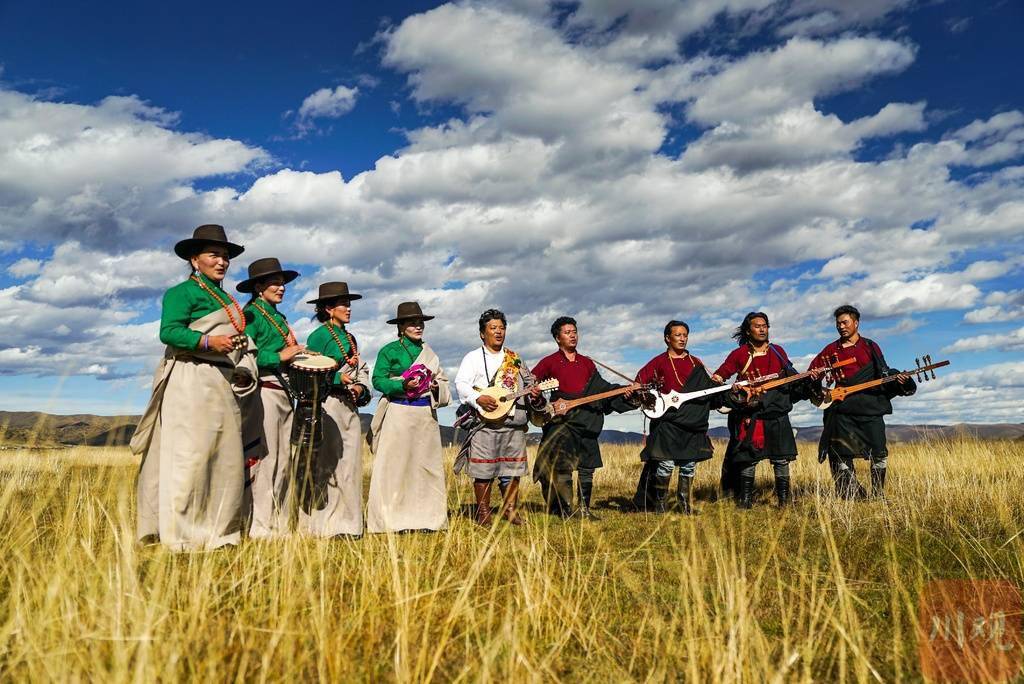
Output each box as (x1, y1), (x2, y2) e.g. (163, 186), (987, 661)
(1, 438), (1022, 681)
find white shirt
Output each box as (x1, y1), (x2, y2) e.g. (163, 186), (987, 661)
(455, 346), (506, 411)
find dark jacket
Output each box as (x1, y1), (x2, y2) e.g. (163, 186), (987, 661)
(534, 371), (632, 477)
(818, 340), (916, 461)
(721, 360), (818, 464)
(640, 364), (724, 463)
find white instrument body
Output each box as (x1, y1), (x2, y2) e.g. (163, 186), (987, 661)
(640, 373), (778, 420)
(641, 384), (733, 420)
(476, 378), (559, 422)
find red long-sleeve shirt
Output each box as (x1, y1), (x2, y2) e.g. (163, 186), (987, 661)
(532, 350), (597, 395)
(714, 344), (791, 381)
(635, 352), (704, 393)
(811, 337), (883, 381)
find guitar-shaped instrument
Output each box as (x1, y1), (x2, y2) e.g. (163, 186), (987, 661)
(550, 381), (659, 417)
(641, 373), (781, 420)
(730, 356), (856, 402)
(475, 378), (559, 422)
(816, 354), (949, 410)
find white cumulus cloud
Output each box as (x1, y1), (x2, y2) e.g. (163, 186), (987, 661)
(296, 85), (359, 126)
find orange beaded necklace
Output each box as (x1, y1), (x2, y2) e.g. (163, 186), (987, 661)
(191, 274), (245, 334)
(668, 352), (696, 387)
(252, 299), (295, 345)
(327, 323), (358, 367)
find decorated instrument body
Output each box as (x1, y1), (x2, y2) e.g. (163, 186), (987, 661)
(400, 363), (434, 399)
(476, 378), (559, 422)
(641, 373), (780, 420)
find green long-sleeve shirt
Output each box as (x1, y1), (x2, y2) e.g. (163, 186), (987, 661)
(306, 322), (355, 386)
(243, 299), (292, 371)
(159, 273), (233, 350)
(372, 337), (423, 397)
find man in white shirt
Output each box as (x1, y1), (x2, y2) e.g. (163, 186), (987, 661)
(454, 309), (545, 526)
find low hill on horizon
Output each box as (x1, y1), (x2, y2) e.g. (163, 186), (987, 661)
(0, 411), (139, 448)
(3, 410), (1022, 448)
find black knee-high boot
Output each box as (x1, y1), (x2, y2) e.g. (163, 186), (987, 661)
(542, 474), (572, 517)
(632, 461), (656, 511)
(870, 467), (886, 498)
(738, 475), (755, 509)
(774, 476), (791, 506)
(554, 472), (574, 517)
(721, 459), (739, 499)
(578, 471), (600, 521)
(652, 473), (671, 514)
(677, 475), (693, 514)
(834, 469), (865, 500)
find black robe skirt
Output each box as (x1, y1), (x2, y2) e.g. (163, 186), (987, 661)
(534, 372), (633, 477)
(818, 342), (917, 462)
(639, 365), (725, 463)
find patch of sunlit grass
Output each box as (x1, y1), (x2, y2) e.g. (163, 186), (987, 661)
(0, 438), (1021, 680)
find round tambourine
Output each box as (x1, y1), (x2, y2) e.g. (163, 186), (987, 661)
(401, 363), (434, 398)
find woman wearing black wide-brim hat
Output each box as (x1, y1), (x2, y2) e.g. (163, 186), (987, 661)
(237, 257), (305, 539)
(131, 224), (259, 552)
(299, 282), (371, 538)
(366, 301), (452, 533)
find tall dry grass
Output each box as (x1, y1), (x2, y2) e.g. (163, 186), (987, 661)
(0, 438), (1022, 681)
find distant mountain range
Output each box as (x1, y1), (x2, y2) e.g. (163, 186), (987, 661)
(2, 410), (1022, 448)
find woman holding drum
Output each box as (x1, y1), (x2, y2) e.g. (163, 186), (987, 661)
(302, 282), (371, 538)
(130, 224), (259, 552)
(237, 258), (305, 539)
(367, 302), (451, 533)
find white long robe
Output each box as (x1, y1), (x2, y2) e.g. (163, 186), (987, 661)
(244, 375), (293, 539)
(298, 356), (370, 537)
(132, 309), (258, 552)
(366, 343), (451, 533)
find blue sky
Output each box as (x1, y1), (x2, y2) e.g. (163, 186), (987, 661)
(0, 0), (1021, 429)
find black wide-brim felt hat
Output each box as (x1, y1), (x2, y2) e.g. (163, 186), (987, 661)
(387, 301), (435, 325)
(307, 281), (363, 304)
(174, 224), (245, 260)
(236, 257), (300, 293)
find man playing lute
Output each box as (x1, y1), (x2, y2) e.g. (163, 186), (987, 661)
(531, 316), (636, 520)
(454, 309), (548, 526)
(810, 305), (915, 499)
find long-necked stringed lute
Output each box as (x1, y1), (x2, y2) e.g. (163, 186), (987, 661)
(816, 355), (949, 410)
(641, 372), (781, 420)
(550, 381), (658, 417)
(690, 356), (856, 415)
(475, 378), (559, 422)
(731, 356), (856, 399)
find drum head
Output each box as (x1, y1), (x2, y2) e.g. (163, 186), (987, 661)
(292, 354), (339, 372)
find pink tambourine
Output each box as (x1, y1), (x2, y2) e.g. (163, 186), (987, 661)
(401, 364), (434, 398)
